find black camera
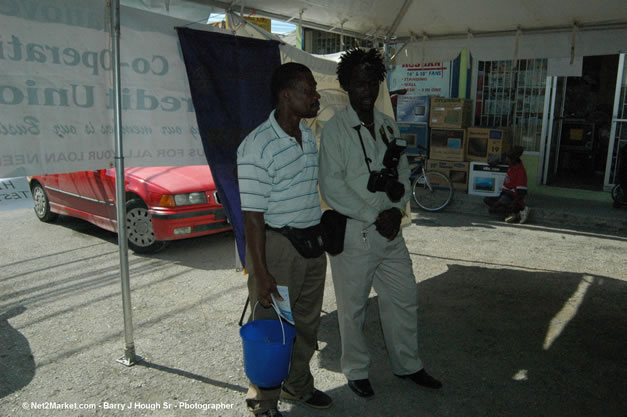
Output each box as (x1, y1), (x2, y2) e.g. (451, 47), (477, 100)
(367, 169), (405, 202)
(366, 138), (407, 202)
(382, 138), (406, 169)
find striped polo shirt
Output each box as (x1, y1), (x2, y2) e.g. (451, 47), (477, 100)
(237, 110), (321, 229)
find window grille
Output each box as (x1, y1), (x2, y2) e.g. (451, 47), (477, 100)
(304, 29), (372, 55)
(475, 59), (547, 152)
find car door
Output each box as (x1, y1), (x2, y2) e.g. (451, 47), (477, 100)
(71, 169), (116, 221)
(38, 172), (81, 209)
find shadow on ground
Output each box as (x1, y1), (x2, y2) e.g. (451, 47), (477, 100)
(306, 264), (627, 417)
(136, 360), (247, 394)
(48, 214), (120, 245)
(142, 230), (237, 271)
(43, 214), (238, 271)
(0, 306), (35, 399)
(412, 210), (627, 243)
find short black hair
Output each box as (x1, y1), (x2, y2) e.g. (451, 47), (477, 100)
(508, 145), (525, 162)
(270, 62), (311, 107)
(337, 48), (386, 91)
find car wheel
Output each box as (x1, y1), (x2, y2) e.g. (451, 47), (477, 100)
(125, 198), (167, 253)
(31, 183), (58, 222)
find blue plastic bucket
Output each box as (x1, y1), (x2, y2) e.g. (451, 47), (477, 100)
(240, 304), (296, 388)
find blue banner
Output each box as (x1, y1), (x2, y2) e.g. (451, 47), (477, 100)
(177, 28), (280, 266)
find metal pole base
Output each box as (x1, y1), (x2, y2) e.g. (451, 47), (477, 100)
(116, 347), (143, 367)
(116, 354), (143, 367)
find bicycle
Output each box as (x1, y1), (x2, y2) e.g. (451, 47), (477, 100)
(611, 183), (624, 208)
(408, 146), (453, 211)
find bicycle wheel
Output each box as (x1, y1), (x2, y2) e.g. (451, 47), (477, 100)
(611, 184), (624, 207)
(412, 171), (453, 211)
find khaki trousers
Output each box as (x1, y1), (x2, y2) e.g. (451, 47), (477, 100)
(329, 218), (423, 380)
(245, 229), (327, 414)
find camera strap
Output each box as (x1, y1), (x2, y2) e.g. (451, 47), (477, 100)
(354, 125), (374, 174)
(354, 121), (395, 174)
(379, 125), (391, 146)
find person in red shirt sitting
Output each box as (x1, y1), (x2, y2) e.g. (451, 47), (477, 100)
(483, 146), (530, 224)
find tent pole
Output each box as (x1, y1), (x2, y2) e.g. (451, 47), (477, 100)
(387, 0), (413, 38)
(228, 11), (283, 43)
(110, 0), (140, 367)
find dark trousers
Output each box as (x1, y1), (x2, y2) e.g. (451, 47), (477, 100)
(484, 192), (524, 217)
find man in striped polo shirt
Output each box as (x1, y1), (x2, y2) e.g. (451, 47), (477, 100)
(237, 63), (331, 417)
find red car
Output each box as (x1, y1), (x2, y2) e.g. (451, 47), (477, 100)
(29, 166), (231, 253)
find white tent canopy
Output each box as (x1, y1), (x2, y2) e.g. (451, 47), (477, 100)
(185, 0), (625, 38)
(175, 0), (627, 62)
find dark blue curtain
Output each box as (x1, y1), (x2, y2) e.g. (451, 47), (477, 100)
(177, 28), (280, 266)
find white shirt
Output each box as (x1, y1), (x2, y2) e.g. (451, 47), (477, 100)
(319, 106), (411, 224)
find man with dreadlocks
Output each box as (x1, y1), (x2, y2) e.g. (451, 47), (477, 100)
(319, 48), (442, 398)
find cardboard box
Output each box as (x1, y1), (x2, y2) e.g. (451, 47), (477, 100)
(429, 97), (473, 129)
(468, 161), (509, 196)
(398, 123), (429, 155)
(397, 95), (430, 124)
(466, 127), (512, 163)
(429, 128), (466, 161)
(425, 159), (469, 192)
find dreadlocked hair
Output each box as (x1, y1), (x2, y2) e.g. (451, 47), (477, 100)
(337, 48), (386, 91)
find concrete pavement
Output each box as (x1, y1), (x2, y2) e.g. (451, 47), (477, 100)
(1, 201), (626, 417)
(438, 191), (627, 237)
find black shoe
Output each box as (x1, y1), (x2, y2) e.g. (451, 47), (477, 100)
(396, 369), (442, 389)
(347, 378), (375, 398)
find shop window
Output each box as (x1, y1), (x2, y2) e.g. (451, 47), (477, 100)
(304, 29), (372, 55)
(475, 59), (547, 152)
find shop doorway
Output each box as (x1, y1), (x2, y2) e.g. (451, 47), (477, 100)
(543, 55), (618, 191)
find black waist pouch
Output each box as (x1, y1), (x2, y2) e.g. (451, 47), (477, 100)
(267, 224), (325, 258)
(320, 210), (348, 255)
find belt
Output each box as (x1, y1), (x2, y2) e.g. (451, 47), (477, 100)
(265, 224), (320, 232)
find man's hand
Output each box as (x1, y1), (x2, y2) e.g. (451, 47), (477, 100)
(375, 208), (403, 240)
(256, 271), (282, 308)
(243, 210), (284, 309)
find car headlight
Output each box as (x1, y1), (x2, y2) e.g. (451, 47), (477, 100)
(159, 192), (207, 207)
(174, 192), (207, 206)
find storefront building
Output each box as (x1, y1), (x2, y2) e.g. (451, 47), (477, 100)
(299, 26), (626, 199)
(472, 54), (626, 194)
(385, 19), (627, 201)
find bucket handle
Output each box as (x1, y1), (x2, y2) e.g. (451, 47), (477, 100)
(252, 301), (288, 345)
